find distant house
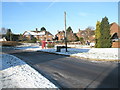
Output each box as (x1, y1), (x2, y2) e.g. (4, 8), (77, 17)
(66, 30), (78, 41)
(55, 30), (78, 42)
(76, 29), (95, 43)
(55, 30), (65, 41)
(23, 29), (53, 41)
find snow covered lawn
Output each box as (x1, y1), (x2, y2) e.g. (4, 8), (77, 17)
(16, 43), (42, 51)
(1, 54), (58, 88)
(39, 48), (90, 55)
(38, 48), (119, 61)
(15, 44), (119, 61)
(71, 48), (119, 60)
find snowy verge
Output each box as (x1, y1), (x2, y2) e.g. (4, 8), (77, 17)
(1, 54), (58, 88)
(15, 43), (42, 51)
(38, 48), (119, 61)
(15, 44), (119, 61)
(71, 48), (119, 60)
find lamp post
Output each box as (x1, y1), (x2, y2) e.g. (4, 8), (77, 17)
(64, 11), (67, 52)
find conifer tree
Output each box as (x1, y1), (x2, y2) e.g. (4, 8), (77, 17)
(66, 26), (72, 32)
(40, 27), (46, 31)
(98, 17), (112, 48)
(95, 21), (101, 48)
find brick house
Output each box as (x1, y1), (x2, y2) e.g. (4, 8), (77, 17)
(23, 29), (53, 41)
(76, 29), (95, 43)
(55, 30), (65, 41)
(66, 30), (78, 41)
(110, 22), (120, 40)
(110, 22), (120, 48)
(55, 30), (78, 41)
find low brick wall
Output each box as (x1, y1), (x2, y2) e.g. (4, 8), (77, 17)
(112, 42), (120, 48)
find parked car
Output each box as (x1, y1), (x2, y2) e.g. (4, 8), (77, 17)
(90, 42), (95, 47)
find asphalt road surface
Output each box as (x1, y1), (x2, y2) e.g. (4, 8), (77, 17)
(2, 48), (119, 89)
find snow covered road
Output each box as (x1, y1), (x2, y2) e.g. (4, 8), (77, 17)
(1, 54), (58, 88)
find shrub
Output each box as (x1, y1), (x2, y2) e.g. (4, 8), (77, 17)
(20, 37), (37, 43)
(27, 40), (36, 43)
(79, 37), (85, 44)
(1, 41), (21, 46)
(47, 43), (54, 48)
(31, 37), (37, 43)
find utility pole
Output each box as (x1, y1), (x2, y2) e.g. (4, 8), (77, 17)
(64, 11), (67, 52)
(10, 31), (12, 41)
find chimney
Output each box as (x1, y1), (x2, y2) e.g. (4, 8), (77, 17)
(36, 28), (38, 33)
(79, 28), (81, 32)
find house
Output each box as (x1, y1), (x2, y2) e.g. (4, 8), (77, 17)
(110, 22), (120, 40)
(55, 30), (78, 42)
(66, 30), (78, 41)
(23, 29), (53, 41)
(76, 29), (95, 43)
(55, 30), (65, 41)
(110, 22), (120, 48)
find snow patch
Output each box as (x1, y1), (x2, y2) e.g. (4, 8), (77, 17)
(1, 54), (58, 88)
